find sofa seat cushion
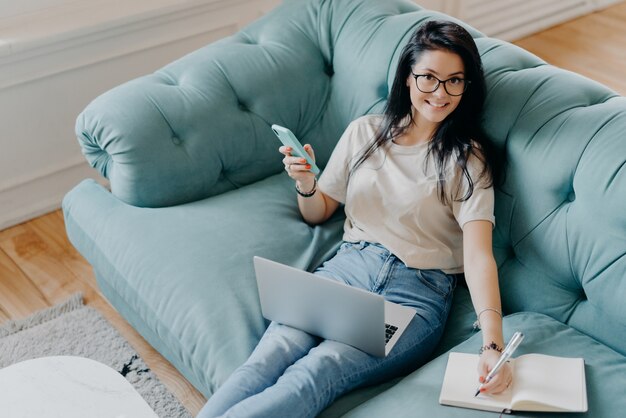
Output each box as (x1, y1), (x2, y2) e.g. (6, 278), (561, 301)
(63, 174), (345, 396)
(64, 173), (482, 411)
(342, 312), (626, 418)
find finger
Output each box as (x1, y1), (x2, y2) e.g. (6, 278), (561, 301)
(278, 146), (293, 156)
(283, 156), (303, 167)
(480, 381), (500, 395)
(287, 156), (309, 166)
(303, 144), (316, 161)
(481, 371), (511, 394)
(284, 164), (313, 179)
(476, 361), (489, 382)
(291, 162), (313, 172)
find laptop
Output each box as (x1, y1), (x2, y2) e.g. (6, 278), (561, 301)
(253, 256), (416, 357)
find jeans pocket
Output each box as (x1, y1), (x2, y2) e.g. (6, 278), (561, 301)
(337, 242), (349, 253)
(415, 269), (454, 298)
(337, 241), (367, 255)
(337, 242), (355, 254)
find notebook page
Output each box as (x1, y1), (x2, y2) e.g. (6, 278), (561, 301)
(512, 354), (586, 412)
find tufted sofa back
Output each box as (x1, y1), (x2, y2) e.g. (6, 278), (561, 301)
(480, 45), (626, 356)
(76, 0), (468, 207)
(76, 0), (626, 355)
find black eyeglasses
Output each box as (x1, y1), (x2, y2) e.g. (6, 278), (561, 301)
(411, 72), (470, 96)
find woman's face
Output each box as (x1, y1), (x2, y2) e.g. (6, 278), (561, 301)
(406, 49), (466, 128)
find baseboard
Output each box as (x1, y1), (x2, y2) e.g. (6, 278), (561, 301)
(0, 160), (109, 230)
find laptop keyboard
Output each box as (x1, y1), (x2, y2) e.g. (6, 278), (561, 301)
(385, 324), (398, 344)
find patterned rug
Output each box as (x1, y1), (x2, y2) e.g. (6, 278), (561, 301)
(0, 293), (192, 418)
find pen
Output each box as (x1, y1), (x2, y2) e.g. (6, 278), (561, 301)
(474, 331), (524, 397)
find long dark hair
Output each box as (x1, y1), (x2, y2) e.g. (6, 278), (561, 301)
(350, 20), (495, 204)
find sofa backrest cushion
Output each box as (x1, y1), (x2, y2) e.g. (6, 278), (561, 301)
(481, 43), (626, 355)
(76, 0), (471, 207)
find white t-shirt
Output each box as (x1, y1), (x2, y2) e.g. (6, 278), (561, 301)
(318, 114), (495, 274)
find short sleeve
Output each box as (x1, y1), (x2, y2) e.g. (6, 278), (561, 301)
(317, 121), (358, 204)
(451, 150), (495, 228)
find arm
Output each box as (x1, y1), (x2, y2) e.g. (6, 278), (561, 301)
(279, 144), (340, 225)
(463, 220), (512, 395)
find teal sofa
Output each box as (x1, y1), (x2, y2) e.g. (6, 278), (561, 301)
(63, 0), (626, 416)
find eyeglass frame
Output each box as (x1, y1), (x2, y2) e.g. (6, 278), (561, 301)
(410, 71), (471, 96)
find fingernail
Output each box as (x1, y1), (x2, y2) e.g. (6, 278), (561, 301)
(480, 388), (486, 393)
(300, 158), (306, 163)
(305, 164), (311, 170)
(479, 376), (485, 383)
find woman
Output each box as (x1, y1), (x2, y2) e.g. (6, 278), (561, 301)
(197, 20), (511, 418)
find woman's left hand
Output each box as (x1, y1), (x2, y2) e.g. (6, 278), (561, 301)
(476, 350), (513, 395)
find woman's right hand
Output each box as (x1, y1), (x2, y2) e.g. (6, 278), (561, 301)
(279, 144), (317, 193)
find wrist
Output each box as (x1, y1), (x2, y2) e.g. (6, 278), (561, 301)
(473, 307), (502, 331)
(296, 178), (315, 190)
(296, 178), (317, 197)
(479, 341), (503, 355)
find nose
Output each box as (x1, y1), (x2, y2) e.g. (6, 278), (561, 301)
(432, 82), (448, 98)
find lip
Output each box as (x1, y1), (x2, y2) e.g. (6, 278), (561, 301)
(425, 100), (449, 109)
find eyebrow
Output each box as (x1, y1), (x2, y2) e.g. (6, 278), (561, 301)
(418, 67), (465, 77)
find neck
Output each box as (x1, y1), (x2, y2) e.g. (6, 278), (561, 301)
(394, 115), (439, 146)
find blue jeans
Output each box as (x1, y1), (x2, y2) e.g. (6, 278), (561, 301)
(197, 241), (457, 418)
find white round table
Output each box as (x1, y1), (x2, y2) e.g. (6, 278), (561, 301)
(0, 356), (158, 418)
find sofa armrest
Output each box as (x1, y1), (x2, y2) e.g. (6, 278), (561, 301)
(75, 0), (333, 207)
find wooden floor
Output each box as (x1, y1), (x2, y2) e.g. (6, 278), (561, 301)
(0, 3), (624, 416)
(0, 210), (207, 414)
(514, 1), (626, 95)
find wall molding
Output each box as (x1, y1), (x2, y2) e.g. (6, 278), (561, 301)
(0, 159), (108, 230)
(0, 155), (88, 193)
(0, 0), (278, 90)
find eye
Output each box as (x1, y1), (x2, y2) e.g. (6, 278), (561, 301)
(449, 77), (463, 85)
(421, 74), (435, 81)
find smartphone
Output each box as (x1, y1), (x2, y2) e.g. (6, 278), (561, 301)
(271, 124), (320, 175)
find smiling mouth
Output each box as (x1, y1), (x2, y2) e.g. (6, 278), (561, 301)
(426, 100), (449, 108)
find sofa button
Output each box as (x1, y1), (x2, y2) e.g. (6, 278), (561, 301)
(567, 192), (576, 202)
(378, 83), (388, 98)
(172, 136), (182, 145)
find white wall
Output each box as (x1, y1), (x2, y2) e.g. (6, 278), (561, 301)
(0, 0), (280, 230)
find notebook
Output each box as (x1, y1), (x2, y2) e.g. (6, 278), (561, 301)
(253, 256), (415, 357)
(439, 352), (588, 414)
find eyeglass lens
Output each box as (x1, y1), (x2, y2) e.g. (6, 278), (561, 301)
(415, 75), (466, 96)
